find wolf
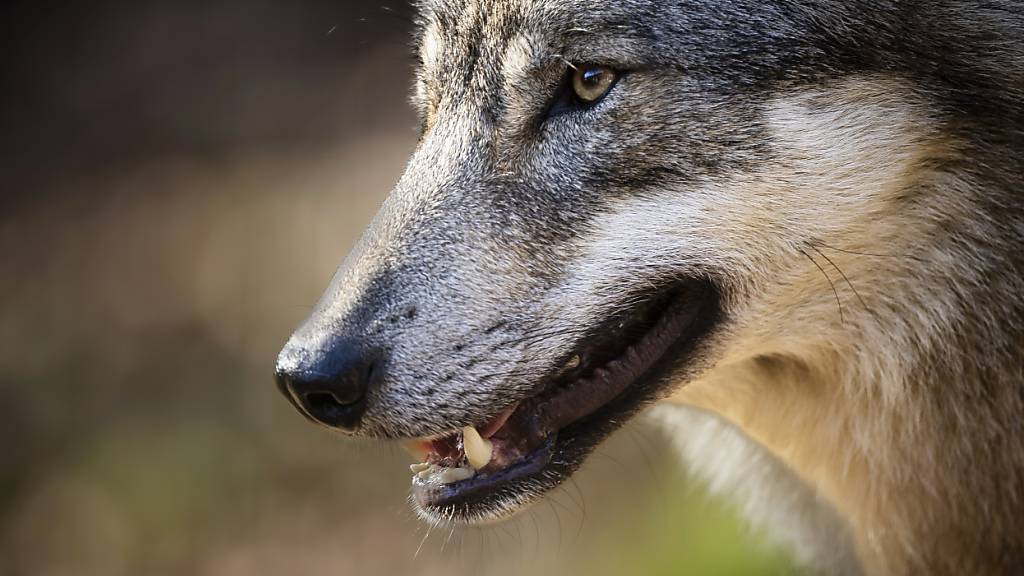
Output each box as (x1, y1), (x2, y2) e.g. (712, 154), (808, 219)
(275, 0), (1024, 573)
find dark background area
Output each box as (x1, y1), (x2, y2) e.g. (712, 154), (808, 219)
(4, 1), (416, 203)
(1, 2), (789, 574)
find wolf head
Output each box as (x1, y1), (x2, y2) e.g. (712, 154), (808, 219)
(276, 0), (1023, 528)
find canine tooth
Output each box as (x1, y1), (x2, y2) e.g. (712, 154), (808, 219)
(481, 403), (518, 438)
(409, 463), (431, 473)
(438, 467), (475, 484)
(417, 466), (437, 480)
(564, 355), (581, 369)
(404, 441), (431, 462)
(462, 426), (493, 469)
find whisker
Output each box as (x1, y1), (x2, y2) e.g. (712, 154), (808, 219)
(568, 477), (588, 539)
(809, 244), (881, 324)
(625, 424), (661, 481)
(800, 247), (844, 325)
(414, 518), (434, 559)
(813, 240), (926, 263)
(529, 509), (542, 562)
(442, 517), (457, 552)
(547, 499), (564, 555)
(552, 54), (579, 70)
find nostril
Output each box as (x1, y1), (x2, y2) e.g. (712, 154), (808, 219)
(275, 341), (382, 432)
(305, 391), (356, 409)
(298, 383), (367, 431)
(303, 391), (353, 423)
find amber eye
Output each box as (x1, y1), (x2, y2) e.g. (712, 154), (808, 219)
(571, 65), (619, 104)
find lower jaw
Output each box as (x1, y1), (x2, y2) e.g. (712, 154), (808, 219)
(411, 280), (720, 523)
(412, 437), (558, 519)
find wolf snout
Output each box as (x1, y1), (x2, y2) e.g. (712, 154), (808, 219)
(274, 338), (383, 432)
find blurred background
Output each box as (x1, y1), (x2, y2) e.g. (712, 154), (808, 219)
(1, 2), (793, 574)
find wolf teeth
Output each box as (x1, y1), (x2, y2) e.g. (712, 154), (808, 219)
(437, 467), (475, 484)
(554, 354), (581, 378)
(403, 441), (431, 462)
(462, 425), (493, 470)
(412, 463), (476, 485)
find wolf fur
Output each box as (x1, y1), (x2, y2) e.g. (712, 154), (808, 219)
(277, 1), (1024, 573)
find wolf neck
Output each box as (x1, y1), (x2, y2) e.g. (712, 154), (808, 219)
(666, 206), (1024, 575)
(659, 73), (1023, 574)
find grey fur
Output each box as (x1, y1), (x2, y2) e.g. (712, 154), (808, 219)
(278, 1), (1024, 573)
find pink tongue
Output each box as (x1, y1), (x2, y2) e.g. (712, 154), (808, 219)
(480, 403), (519, 438)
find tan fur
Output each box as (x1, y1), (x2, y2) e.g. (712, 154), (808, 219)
(648, 77), (1018, 574)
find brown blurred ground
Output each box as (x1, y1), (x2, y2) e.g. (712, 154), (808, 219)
(0, 3), (791, 575)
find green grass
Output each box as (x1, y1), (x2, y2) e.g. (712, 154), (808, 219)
(588, 474), (795, 576)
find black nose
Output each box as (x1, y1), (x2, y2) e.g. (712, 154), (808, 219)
(275, 342), (380, 432)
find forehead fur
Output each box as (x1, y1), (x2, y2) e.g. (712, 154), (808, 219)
(414, 0), (663, 76)
(413, 0), (904, 74)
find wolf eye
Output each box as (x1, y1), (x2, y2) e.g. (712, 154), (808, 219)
(572, 65), (619, 103)
(546, 64), (622, 120)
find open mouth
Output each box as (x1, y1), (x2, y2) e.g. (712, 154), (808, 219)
(407, 280), (719, 522)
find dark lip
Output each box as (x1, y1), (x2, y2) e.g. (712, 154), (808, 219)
(412, 437), (557, 514)
(413, 279), (720, 520)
